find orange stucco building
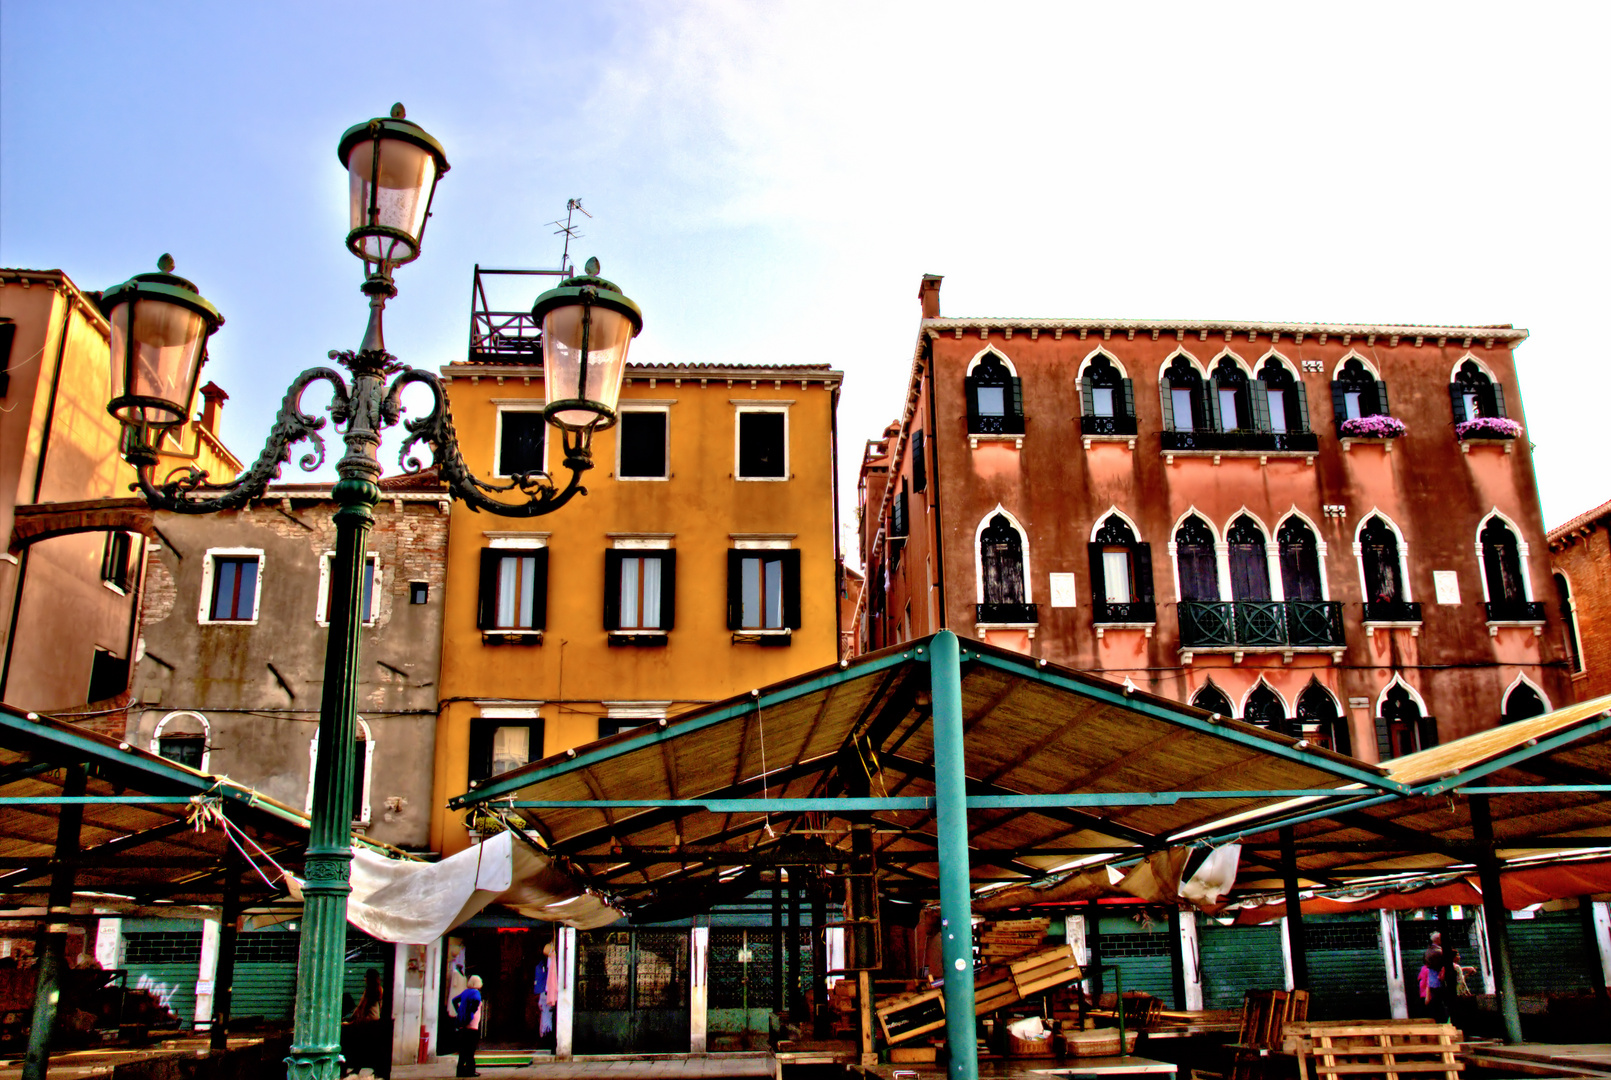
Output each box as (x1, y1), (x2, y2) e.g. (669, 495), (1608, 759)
(1546, 497), (1606, 701)
(857, 275), (1568, 761)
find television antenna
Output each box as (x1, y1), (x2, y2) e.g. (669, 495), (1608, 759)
(548, 198), (592, 274)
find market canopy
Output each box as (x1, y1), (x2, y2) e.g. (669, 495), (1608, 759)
(452, 635), (1408, 913)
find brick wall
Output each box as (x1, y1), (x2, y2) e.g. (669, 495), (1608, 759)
(1548, 522), (1609, 701)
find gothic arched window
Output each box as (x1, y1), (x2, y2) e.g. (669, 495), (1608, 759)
(1297, 681), (1350, 755)
(1502, 683), (1547, 726)
(1244, 683), (1292, 736)
(1080, 355), (1135, 435)
(1360, 516), (1402, 607)
(1376, 684), (1434, 760)
(1451, 360), (1505, 423)
(978, 514), (1031, 623)
(1278, 518), (1323, 602)
(1332, 357), (1389, 425)
(1191, 682), (1234, 718)
(966, 352), (1023, 435)
(1259, 359), (1309, 435)
(1174, 516), (1219, 602)
(1480, 517), (1529, 616)
(1090, 515), (1154, 622)
(1210, 357), (1252, 432)
(1555, 573), (1584, 674)
(1161, 357), (1207, 434)
(1226, 515), (1271, 602)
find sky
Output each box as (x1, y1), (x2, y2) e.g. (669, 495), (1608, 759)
(4, 2), (1608, 551)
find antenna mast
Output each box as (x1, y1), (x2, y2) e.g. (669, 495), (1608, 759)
(548, 198), (592, 274)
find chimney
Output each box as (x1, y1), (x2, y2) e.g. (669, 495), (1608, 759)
(198, 381), (229, 436)
(918, 275), (943, 319)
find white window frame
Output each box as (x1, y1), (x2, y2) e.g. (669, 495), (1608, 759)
(1501, 673), (1552, 719)
(973, 505), (1034, 627)
(307, 717), (374, 826)
(601, 701), (670, 738)
(1167, 507), (1222, 604)
(492, 401), (549, 480)
(198, 547), (265, 626)
(1473, 509), (1536, 605)
(733, 402), (792, 481)
(483, 533), (548, 635)
(150, 710), (211, 774)
(479, 703), (545, 774)
(1221, 508), (1280, 601)
(1554, 571), (1585, 675)
(316, 551), (382, 626)
(610, 535), (673, 635)
(1238, 679), (1291, 723)
(616, 402), (672, 482)
(1272, 508), (1332, 602)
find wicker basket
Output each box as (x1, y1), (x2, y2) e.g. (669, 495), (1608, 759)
(1058, 1028), (1140, 1057)
(1007, 1033), (1055, 1058)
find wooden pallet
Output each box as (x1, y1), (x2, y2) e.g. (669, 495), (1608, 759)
(1008, 944), (1083, 999)
(876, 989), (946, 1045)
(1284, 1021), (1463, 1080)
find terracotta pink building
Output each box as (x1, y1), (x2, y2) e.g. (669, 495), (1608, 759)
(856, 275), (1568, 761)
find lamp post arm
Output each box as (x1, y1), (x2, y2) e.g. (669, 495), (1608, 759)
(129, 367), (349, 513)
(387, 367), (590, 518)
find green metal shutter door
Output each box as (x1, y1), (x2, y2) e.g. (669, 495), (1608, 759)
(1097, 919), (1176, 1006)
(1305, 917), (1389, 1021)
(1508, 914), (1595, 995)
(122, 928), (203, 1029)
(1199, 924), (1284, 1010)
(230, 931), (301, 1023)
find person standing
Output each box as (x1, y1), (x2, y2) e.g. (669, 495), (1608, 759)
(1421, 931), (1450, 1022)
(452, 975), (485, 1078)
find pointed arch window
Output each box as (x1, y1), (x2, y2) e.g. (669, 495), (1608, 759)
(1191, 682), (1234, 717)
(1160, 357), (1208, 437)
(1226, 516), (1271, 601)
(978, 514), (1035, 624)
(1480, 518), (1541, 621)
(1258, 360), (1310, 436)
(1090, 515), (1154, 623)
(1080, 355), (1136, 436)
(1297, 682), (1350, 755)
(1375, 684), (1436, 760)
(1277, 518), (1323, 602)
(1331, 357), (1390, 425)
(1210, 357), (1254, 433)
(1360, 516), (1419, 622)
(966, 352), (1024, 435)
(1501, 682), (1547, 725)
(1451, 360), (1505, 424)
(1244, 683), (1293, 736)
(1174, 516), (1219, 602)
(1555, 573), (1584, 674)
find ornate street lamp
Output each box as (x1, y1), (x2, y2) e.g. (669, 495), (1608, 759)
(99, 105), (640, 1080)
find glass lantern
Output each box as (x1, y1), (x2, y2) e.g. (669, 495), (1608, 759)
(533, 258), (643, 435)
(336, 104), (450, 271)
(100, 255), (224, 429)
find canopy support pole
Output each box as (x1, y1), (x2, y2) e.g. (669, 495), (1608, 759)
(1279, 826), (1309, 990)
(788, 879), (803, 1016)
(1470, 794), (1522, 1044)
(210, 855), (240, 1053)
(772, 882), (784, 1012)
(23, 764), (85, 1080)
(929, 631), (976, 1080)
(811, 877), (828, 1039)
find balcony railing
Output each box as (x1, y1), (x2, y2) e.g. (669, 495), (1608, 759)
(1081, 414), (1138, 437)
(1179, 600), (1344, 649)
(1094, 600), (1156, 624)
(970, 414), (1025, 436)
(977, 602), (1038, 625)
(1363, 600), (1423, 623)
(1161, 430), (1320, 453)
(1485, 600), (1546, 622)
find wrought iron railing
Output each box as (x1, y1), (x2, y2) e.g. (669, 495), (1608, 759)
(970, 413), (1026, 436)
(1080, 414), (1138, 436)
(1484, 600), (1546, 622)
(1178, 600), (1344, 648)
(1160, 430), (1320, 453)
(1093, 600), (1156, 624)
(1363, 600), (1423, 622)
(977, 602), (1038, 625)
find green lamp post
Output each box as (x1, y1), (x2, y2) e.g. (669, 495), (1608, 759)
(97, 105), (642, 1080)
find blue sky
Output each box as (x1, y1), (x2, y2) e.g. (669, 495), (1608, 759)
(5, 2), (1609, 544)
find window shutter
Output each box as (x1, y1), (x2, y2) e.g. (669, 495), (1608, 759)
(1293, 382), (1310, 432)
(1009, 376), (1024, 419)
(1489, 384), (1507, 418)
(1374, 380), (1390, 418)
(1375, 715), (1392, 762)
(477, 549), (501, 630)
(1416, 715), (1440, 751)
(1121, 378), (1134, 419)
(1207, 382), (1224, 432)
(1159, 382), (1175, 431)
(1330, 382), (1347, 427)
(1087, 543), (1106, 608)
(602, 550), (623, 631)
(911, 430), (926, 493)
(1080, 378), (1094, 419)
(965, 376), (980, 429)
(530, 548), (549, 630)
(468, 719), (494, 783)
(1449, 384), (1467, 423)
(782, 549), (803, 629)
(726, 550), (745, 630)
(1250, 382), (1272, 432)
(659, 550), (677, 631)
(1134, 543), (1155, 603)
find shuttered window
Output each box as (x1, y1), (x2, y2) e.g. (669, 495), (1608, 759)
(477, 548), (548, 631)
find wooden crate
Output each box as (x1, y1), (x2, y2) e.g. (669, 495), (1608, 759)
(876, 989), (946, 1045)
(1283, 1021), (1463, 1080)
(891, 1045), (939, 1063)
(974, 976), (1020, 1015)
(1009, 945), (1082, 999)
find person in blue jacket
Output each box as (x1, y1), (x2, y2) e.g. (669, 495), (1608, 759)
(452, 975), (484, 1077)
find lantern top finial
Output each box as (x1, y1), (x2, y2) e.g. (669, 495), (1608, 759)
(391, 102), (406, 119)
(157, 253), (175, 273)
(584, 256), (600, 275)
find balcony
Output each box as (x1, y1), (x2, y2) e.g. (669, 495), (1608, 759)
(1363, 600), (1423, 623)
(1160, 430), (1320, 454)
(1094, 600), (1156, 624)
(1178, 600), (1344, 649)
(1485, 600), (1546, 622)
(1081, 414), (1138, 437)
(977, 602), (1038, 625)
(970, 413), (1025, 436)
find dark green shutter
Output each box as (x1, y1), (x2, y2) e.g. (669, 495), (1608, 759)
(1207, 381), (1224, 431)
(726, 550), (745, 630)
(1081, 378), (1095, 419)
(1088, 543), (1107, 610)
(1449, 384), (1468, 423)
(603, 550), (624, 630)
(530, 548), (549, 630)
(0, 321), (14, 398)
(1417, 716), (1440, 751)
(1135, 543), (1154, 603)
(912, 430), (926, 493)
(1374, 380), (1390, 417)
(1250, 383), (1272, 432)
(659, 550), (677, 631)
(1375, 716), (1392, 762)
(782, 549), (803, 629)
(1330, 382), (1348, 426)
(1293, 382), (1311, 432)
(1009, 376), (1023, 417)
(468, 719), (495, 783)
(477, 549), (501, 630)
(1160, 382), (1176, 431)
(965, 376), (980, 430)
(1121, 378), (1134, 419)
(1490, 385), (1507, 418)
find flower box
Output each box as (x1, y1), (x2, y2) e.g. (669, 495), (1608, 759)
(1456, 416), (1523, 440)
(1339, 415), (1406, 439)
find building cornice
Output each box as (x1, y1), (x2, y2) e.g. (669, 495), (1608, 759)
(921, 317), (1528, 348)
(0, 269), (111, 338)
(442, 361), (842, 387)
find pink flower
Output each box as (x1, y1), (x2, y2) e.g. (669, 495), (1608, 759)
(1340, 415), (1407, 439)
(1455, 416), (1523, 439)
